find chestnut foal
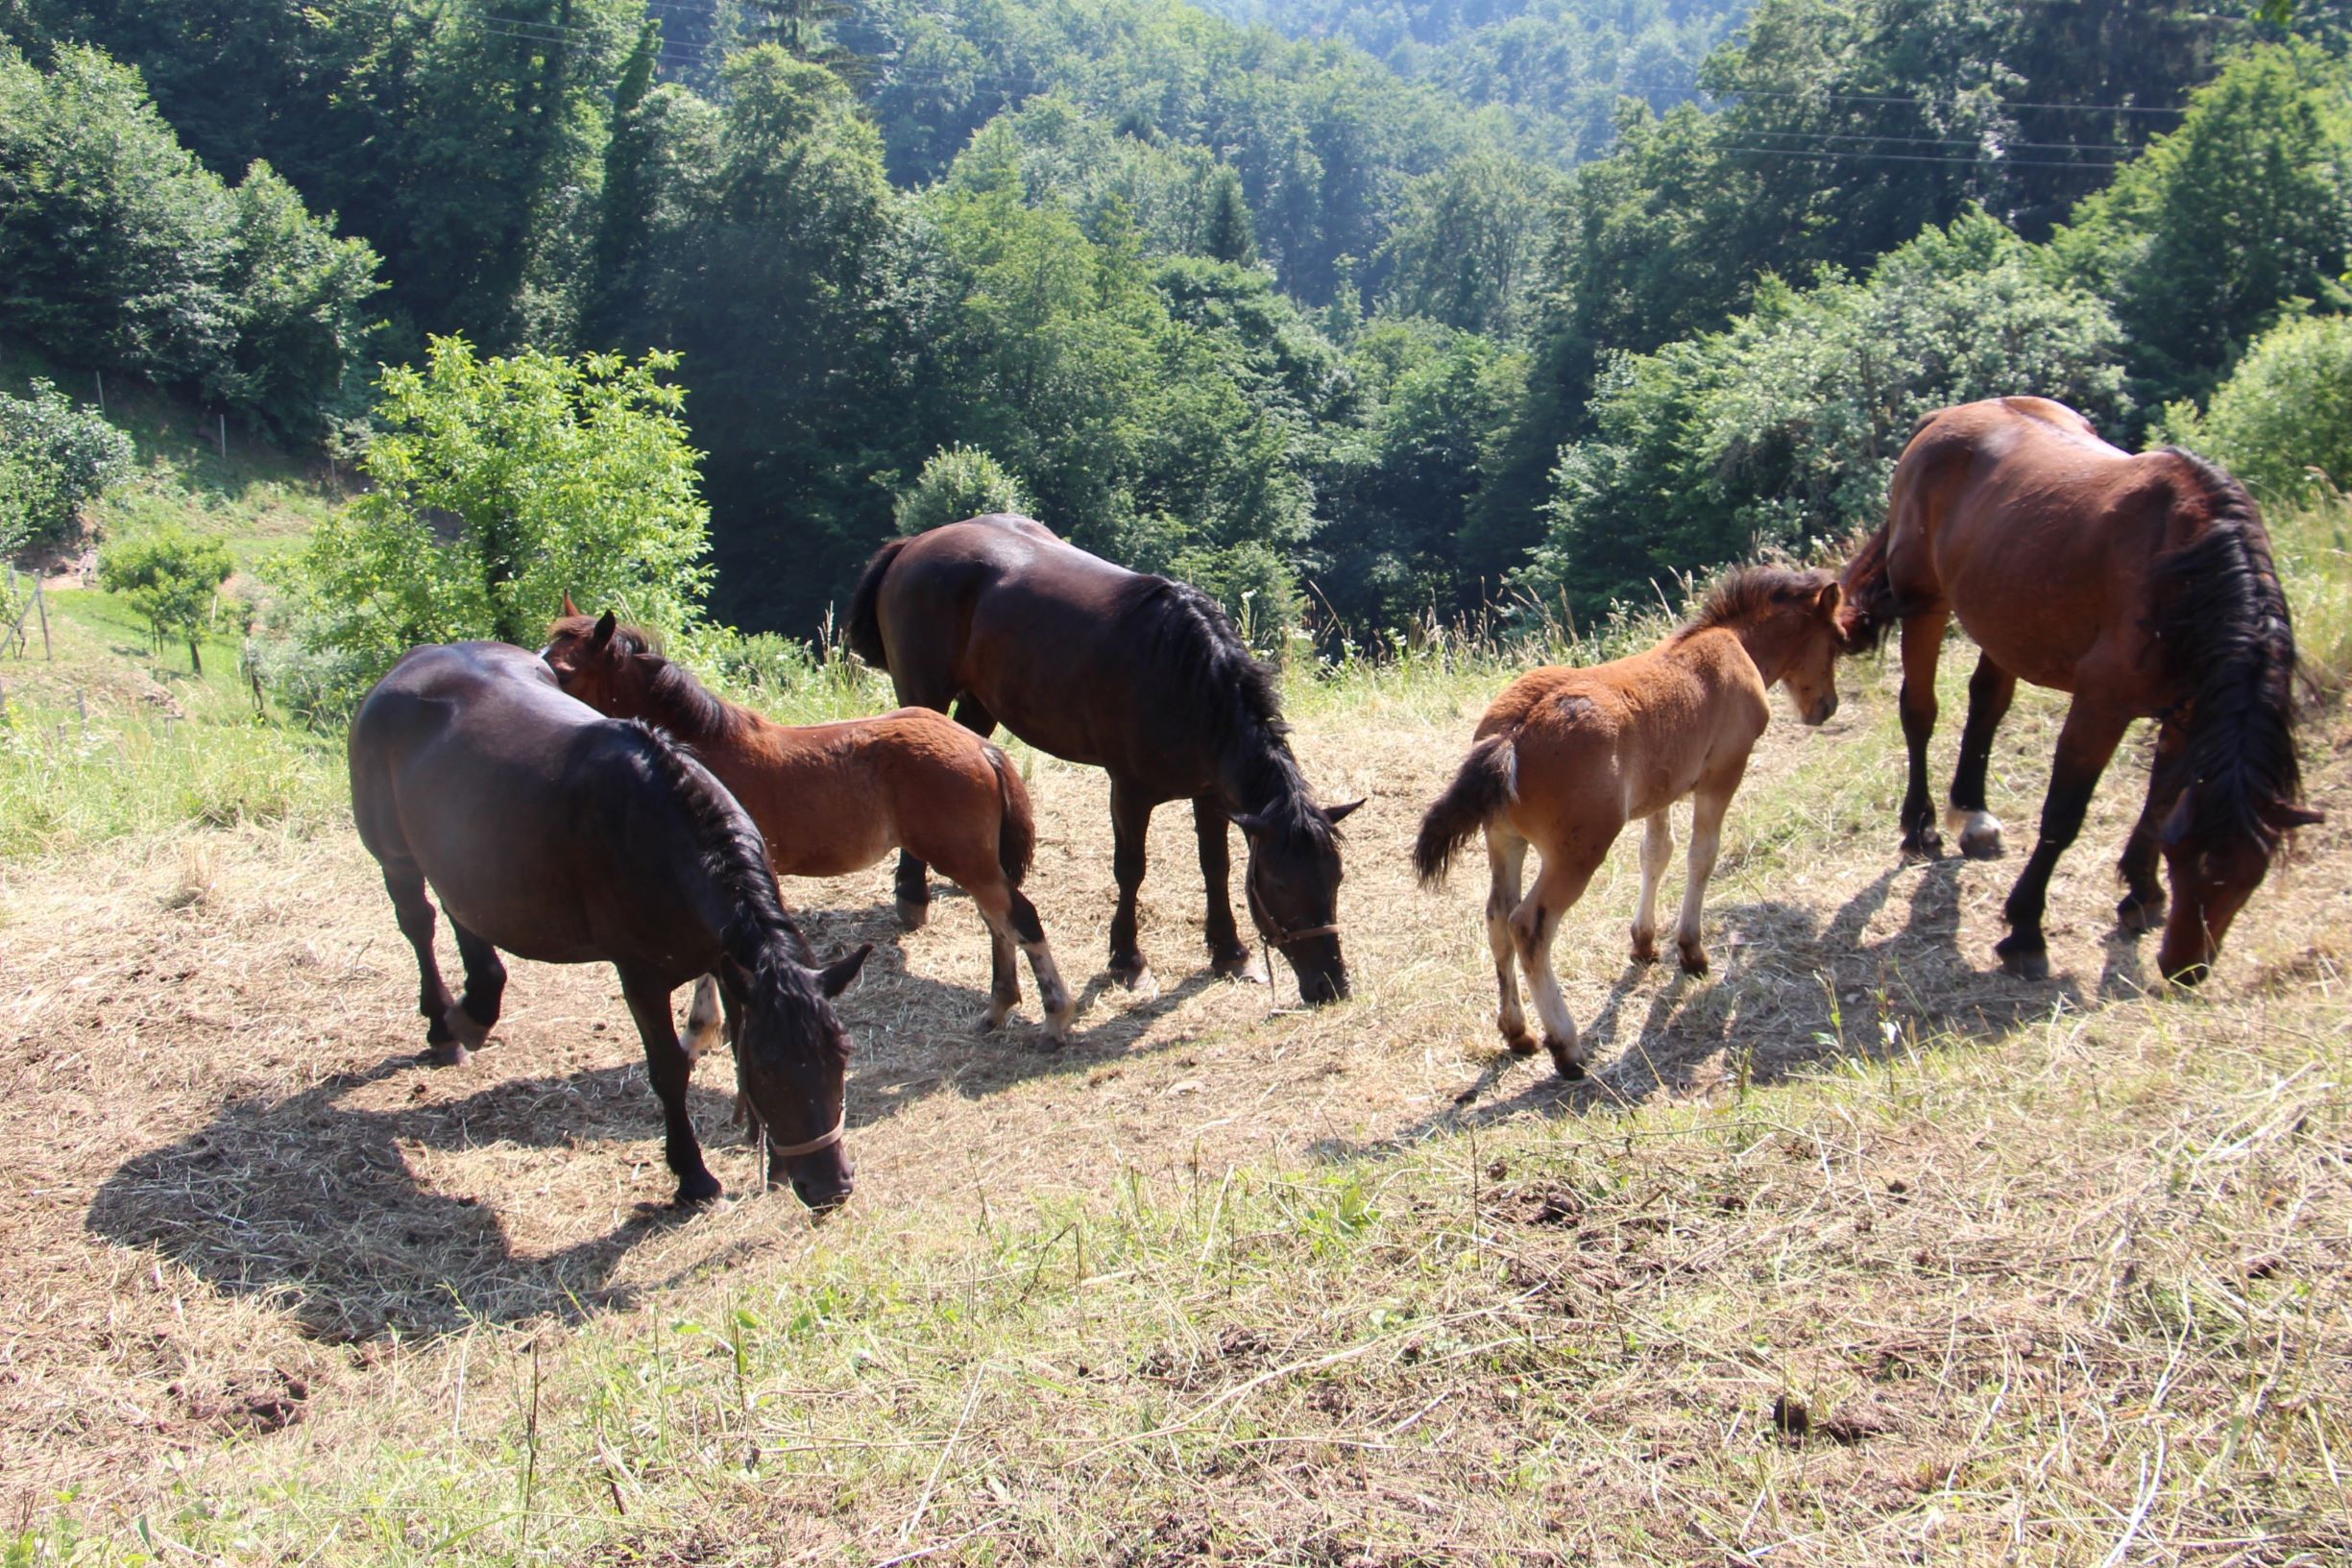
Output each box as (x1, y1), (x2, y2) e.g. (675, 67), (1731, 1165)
(1416, 567), (1847, 1078)
(546, 611), (1073, 1044)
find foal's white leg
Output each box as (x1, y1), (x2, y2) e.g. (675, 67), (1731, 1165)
(1675, 784), (1737, 976)
(1631, 808), (1674, 963)
(1485, 830), (1532, 1053)
(1514, 850), (1608, 1079)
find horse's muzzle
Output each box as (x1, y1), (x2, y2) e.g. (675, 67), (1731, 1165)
(790, 1173), (854, 1216)
(1294, 965), (1349, 1005)
(1805, 694), (1839, 726)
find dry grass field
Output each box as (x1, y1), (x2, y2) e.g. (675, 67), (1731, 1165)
(2, 607), (2349, 1563)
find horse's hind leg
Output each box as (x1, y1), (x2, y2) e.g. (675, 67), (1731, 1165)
(1513, 845), (1609, 1078)
(1946, 651), (2016, 859)
(1629, 809), (1673, 964)
(1193, 795), (1255, 978)
(1106, 781), (1157, 996)
(1485, 830), (1533, 1054)
(379, 863), (463, 1065)
(1996, 700), (2132, 980)
(1898, 609), (1951, 858)
(444, 920), (506, 1056)
(618, 966), (721, 1205)
(2116, 719), (2184, 935)
(973, 880), (1072, 1046)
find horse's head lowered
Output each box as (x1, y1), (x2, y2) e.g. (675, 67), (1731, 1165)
(723, 942), (871, 1213)
(1233, 796), (1364, 1004)
(1693, 567), (1846, 726)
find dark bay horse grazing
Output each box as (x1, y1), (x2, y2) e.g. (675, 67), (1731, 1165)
(1415, 567), (1848, 1077)
(849, 515), (1363, 1003)
(1841, 396), (2318, 984)
(349, 640), (871, 1211)
(543, 610), (1072, 1044)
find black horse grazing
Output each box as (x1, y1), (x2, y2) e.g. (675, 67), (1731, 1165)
(349, 640), (871, 1211)
(849, 516), (1363, 1003)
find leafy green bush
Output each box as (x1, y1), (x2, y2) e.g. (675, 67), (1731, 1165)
(0, 41), (381, 437)
(1523, 210), (2128, 615)
(894, 445), (1032, 536)
(98, 526), (233, 671)
(0, 378), (133, 556)
(271, 339), (713, 717)
(2156, 313), (2352, 501)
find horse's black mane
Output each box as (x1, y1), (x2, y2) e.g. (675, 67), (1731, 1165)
(2151, 448), (2305, 852)
(624, 719), (845, 1066)
(1122, 576), (1334, 841)
(1678, 565), (1832, 640)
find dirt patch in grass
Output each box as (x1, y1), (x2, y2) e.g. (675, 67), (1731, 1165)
(1, 658), (2348, 1560)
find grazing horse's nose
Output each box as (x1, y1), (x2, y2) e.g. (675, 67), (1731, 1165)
(1297, 966), (1348, 1005)
(792, 1173), (854, 1216)
(1808, 693), (1839, 725)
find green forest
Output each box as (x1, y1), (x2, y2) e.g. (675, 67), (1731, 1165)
(4, 0), (2350, 702)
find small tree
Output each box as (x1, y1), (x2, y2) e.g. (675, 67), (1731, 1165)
(2157, 314), (2352, 500)
(893, 445), (1031, 536)
(0, 379), (135, 556)
(282, 338), (713, 712)
(100, 527), (233, 672)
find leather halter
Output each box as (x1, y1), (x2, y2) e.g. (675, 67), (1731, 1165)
(767, 1109), (846, 1159)
(1247, 877), (1340, 947)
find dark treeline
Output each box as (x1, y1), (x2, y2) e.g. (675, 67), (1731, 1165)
(4, 0), (2347, 641)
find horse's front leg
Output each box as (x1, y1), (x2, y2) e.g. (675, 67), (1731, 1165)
(1996, 700), (2131, 981)
(1673, 765), (1747, 976)
(1629, 809), (1673, 964)
(1947, 650), (2016, 859)
(1107, 782), (1158, 997)
(2116, 719), (2183, 935)
(1898, 609), (1951, 858)
(1514, 841), (1610, 1079)
(1193, 795), (1256, 979)
(1485, 830), (1533, 1054)
(618, 966), (721, 1205)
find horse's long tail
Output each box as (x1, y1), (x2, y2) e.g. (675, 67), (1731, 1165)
(1415, 734), (1516, 887)
(1835, 522), (1902, 653)
(985, 743), (1036, 888)
(847, 537), (909, 670)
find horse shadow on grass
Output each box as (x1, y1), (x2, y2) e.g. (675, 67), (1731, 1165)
(86, 1051), (753, 1345)
(1318, 856), (2124, 1158)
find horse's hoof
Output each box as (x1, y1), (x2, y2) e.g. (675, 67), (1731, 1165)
(1109, 958), (1157, 999)
(2117, 892), (2166, 935)
(1900, 828), (1943, 861)
(1211, 948), (1260, 981)
(1543, 1036), (1586, 1080)
(1677, 943), (1709, 977)
(1500, 1022), (1539, 1056)
(1948, 808), (2005, 860)
(424, 1040), (472, 1068)
(672, 1174), (722, 1208)
(1995, 936), (2050, 981)
(1629, 930), (1659, 965)
(895, 897), (931, 931)
(444, 1003), (492, 1053)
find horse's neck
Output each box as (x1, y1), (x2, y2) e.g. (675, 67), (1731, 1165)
(632, 666), (743, 748)
(1721, 620), (1791, 687)
(1215, 723), (1307, 815)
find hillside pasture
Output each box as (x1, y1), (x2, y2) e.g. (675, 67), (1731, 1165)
(1, 628), (2347, 1563)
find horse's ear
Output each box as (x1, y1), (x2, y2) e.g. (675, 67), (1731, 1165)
(818, 943), (872, 999)
(562, 591), (580, 617)
(590, 611), (617, 653)
(1324, 797), (1367, 825)
(2159, 786), (2197, 847)
(1812, 579), (1843, 620)
(1227, 808), (1271, 838)
(2264, 800), (2325, 832)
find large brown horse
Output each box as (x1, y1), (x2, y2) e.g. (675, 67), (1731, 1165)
(349, 640), (871, 1211)
(849, 516), (1363, 1003)
(1840, 396), (2318, 984)
(543, 610), (1073, 1044)
(1416, 567), (1848, 1077)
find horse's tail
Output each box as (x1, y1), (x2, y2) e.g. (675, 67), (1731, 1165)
(1835, 520), (1904, 653)
(985, 743), (1036, 888)
(846, 537), (909, 670)
(1415, 734), (1516, 887)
